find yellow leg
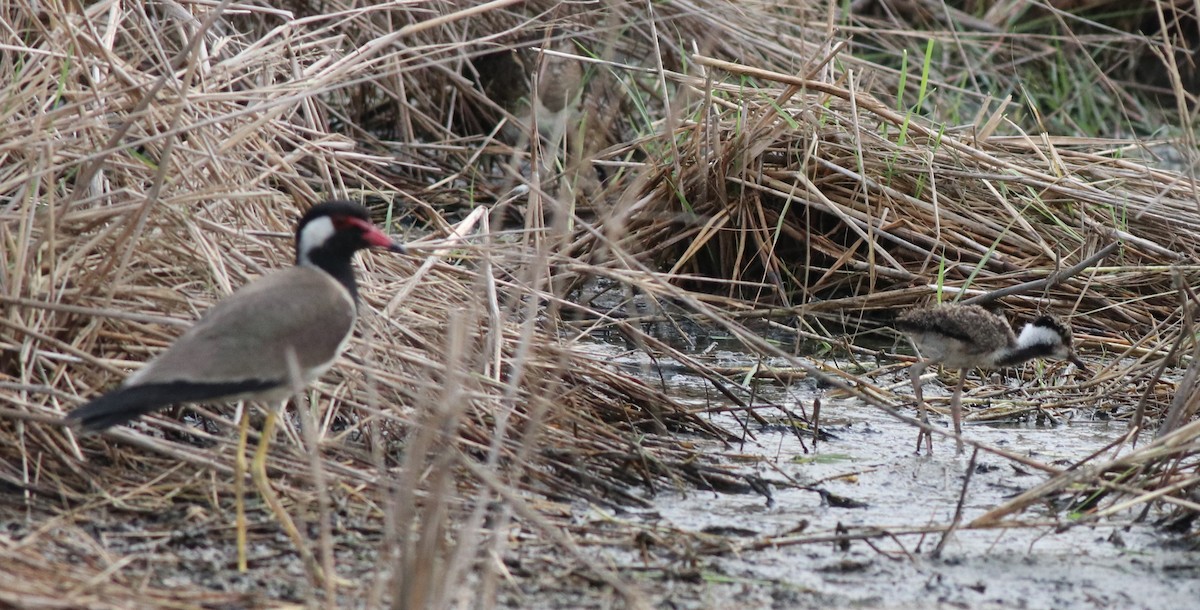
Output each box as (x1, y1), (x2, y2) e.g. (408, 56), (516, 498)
(235, 406), (250, 572)
(251, 408), (322, 583)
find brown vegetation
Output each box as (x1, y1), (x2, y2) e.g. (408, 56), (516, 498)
(3, 0), (1200, 607)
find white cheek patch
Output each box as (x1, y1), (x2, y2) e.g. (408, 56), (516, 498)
(1016, 323), (1062, 348)
(297, 216), (336, 265)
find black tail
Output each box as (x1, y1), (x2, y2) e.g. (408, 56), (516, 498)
(67, 380), (276, 432)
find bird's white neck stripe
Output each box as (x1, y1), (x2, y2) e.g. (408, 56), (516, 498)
(1016, 323), (1062, 348)
(297, 216), (335, 266)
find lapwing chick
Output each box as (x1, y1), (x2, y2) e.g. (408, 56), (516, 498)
(67, 200), (405, 573)
(893, 303), (1087, 454)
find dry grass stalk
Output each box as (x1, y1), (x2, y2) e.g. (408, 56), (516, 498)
(5, 0), (1200, 606)
(0, 1), (742, 607)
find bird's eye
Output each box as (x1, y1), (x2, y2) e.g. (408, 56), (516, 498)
(332, 215), (373, 234)
(331, 216), (362, 231)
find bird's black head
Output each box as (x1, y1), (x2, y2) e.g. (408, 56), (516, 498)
(295, 200), (405, 302)
(295, 200), (405, 266)
(1023, 315), (1089, 372)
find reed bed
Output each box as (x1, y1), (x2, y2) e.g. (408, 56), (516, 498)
(0, 1), (727, 607)
(3, 0), (1200, 607)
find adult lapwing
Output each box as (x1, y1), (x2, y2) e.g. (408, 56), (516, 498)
(68, 199), (404, 572)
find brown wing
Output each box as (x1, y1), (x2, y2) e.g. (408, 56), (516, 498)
(895, 304), (1015, 356)
(128, 266), (356, 387)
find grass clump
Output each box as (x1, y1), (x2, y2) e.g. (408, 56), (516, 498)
(4, 0), (1200, 607)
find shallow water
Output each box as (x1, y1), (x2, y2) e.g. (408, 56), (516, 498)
(567, 342), (1200, 610)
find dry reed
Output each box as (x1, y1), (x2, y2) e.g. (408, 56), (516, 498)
(3, 0), (1200, 607)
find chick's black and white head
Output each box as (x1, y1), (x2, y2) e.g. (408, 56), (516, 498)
(1018, 315), (1087, 369)
(295, 200), (404, 266)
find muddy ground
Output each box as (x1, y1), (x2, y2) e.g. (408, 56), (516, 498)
(5, 344), (1197, 609)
